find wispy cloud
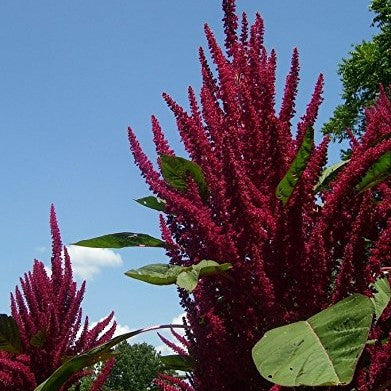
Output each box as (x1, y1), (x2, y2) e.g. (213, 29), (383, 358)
(113, 322), (133, 338)
(66, 245), (123, 280)
(156, 341), (173, 355)
(90, 316), (134, 340)
(89, 313), (188, 354)
(44, 265), (52, 277)
(171, 313), (186, 328)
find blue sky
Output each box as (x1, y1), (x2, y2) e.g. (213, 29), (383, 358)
(0, 1), (375, 347)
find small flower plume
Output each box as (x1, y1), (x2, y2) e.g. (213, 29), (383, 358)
(155, 327), (194, 391)
(0, 205), (116, 390)
(128, 0), (391, 389)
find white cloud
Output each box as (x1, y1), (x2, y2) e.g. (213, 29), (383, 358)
(113, 322), (133, 338)
(171, 312), (186, 329)
(89, 316), (135, 341)
(66, 245), (123, 280)
(156, 343), (173, 355)
(44, 265), (52, 277)
(88, 312), (188, 354)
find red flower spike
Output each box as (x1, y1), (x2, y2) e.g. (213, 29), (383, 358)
(0, 207), (116, 390)
(128, 1), (391, 389)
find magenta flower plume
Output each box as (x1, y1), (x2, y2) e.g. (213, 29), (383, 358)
(128, 1), (391, 390)
(0, 205), (116, 390)
(154, 373), (194, 391)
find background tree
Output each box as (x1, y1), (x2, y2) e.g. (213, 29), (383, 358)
(106, 342), (164, 391)
(323, 0), (391, 140)
(77, 342), (164, 391)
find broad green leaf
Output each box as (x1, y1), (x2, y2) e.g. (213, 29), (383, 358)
(356, 151), (391, 192)
(0, 314), (21, 353)
(194, 260), (232, 275)
(161, 354), (194, 372)
(276, 126), (314, 205)
(125, 260), (232, 292)
(135, 196), (166, 212)
(177, 270), (199, 291)
(73, 232), (165, 249)
(125, 264), (184, 285)
(160, 155), (207, 195)
(252, 294), (374, 387)
(30, 330), (46, 348)
(371, 276), (391, 321)
(34, 324), (185, 391)
(177, 261), (232, 291)
(314, 160), (349, 193)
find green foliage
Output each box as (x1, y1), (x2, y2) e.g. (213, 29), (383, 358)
(125, 260), (232, 292)
(30, 330), (46, 348)
(73, 343), (174, 391)
(104, 342), (164, 391)
(323, 0), (391, 140)
(0, 314), (21, 354)
(314, 160), (349, 193)
(160, 155), (207, 195)
(315, 151), (391, 194)
(135, 196), (166, 212)
(161, 354), (194, 372)
(125, 264), (183, 286)
(356, 151), (391, 192)
(73, 232), (165, 249)
(252, 277), (391, 388)
(177, 260), (232, 291)
(371, 0), (391, 28)
(275, 126), (314, 205)
(252, 295), (375, 387)
(69, 375), (94, 391)
(371, 276), (391, 320)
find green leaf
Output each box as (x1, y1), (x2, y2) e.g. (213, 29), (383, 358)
(314, 160), (349, 193)
(0, 314), (22, 353)
(34, 325), (185, 391)
(30, 330), (46, 348)
(73, 232), (165, 249)
(161, 354), (194, 372)
(177, 270), (199, 291)
(125, 260), (232, 292)
(125, 264), (184, 285)
(194, 260), (232, 275)
(371, 276), (391, 321)
(135, 196), (166, 212)
(177, 261), (232, 291)
(160, 155), (207, 195)
(276, 126), (314, 205)
(252, 294), (374, 387)
(356, 151), (391, 192)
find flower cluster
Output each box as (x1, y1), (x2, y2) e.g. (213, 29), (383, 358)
(0, 205), (116, 390)
(128, 1), (391, 389)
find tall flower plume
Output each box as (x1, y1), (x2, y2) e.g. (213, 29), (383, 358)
(128, 1), (391, 390)
(0, 205), (116, 390)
